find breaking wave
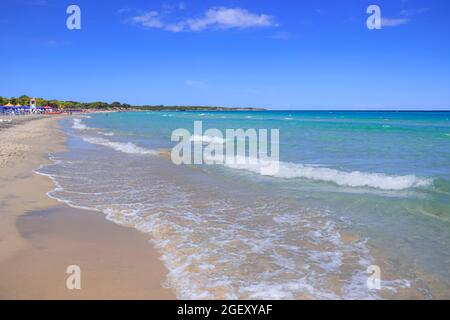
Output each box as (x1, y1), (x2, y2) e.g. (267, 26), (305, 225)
(72, 118), (88, 130)
(82, 137), (159, 155)
(221, 156), (432, 191)
(190, 134), (227, 144)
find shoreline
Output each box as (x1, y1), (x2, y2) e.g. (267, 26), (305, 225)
(1, 113), (448, 299)
(0, 116), (174, 299)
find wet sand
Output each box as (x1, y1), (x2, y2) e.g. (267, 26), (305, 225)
(0, 116), (174, 299)
(0, 205), (174, 299)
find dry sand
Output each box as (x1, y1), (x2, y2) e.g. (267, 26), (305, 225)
(0, 116), (174, 299)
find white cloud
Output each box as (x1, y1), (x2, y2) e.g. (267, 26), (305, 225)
(129, 7), (276, 32)
(185, 7), (275, 31)
(130, 11), (164, 28)
(161, 2), (186, 14)
(381, 17), (410, 27)
(378, 6), (429, 28)
(165, 22), (185, 32)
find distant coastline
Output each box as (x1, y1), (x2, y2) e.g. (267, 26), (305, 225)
(0, 94), (266, 112)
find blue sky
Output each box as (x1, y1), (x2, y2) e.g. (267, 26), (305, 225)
(1, 0), (450, 110)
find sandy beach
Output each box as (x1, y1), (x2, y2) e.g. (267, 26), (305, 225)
(0, 116), (174, 299)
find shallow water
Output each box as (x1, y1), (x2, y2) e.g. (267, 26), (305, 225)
(37, 111), (450, 299)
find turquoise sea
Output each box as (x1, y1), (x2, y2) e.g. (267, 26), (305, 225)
(38, 111), (450, 299)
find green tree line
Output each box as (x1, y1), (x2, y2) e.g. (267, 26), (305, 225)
(0, 95), (264, 111)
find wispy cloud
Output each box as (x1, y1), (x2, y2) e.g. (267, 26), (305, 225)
(130, 11), (164, 29)
(126, 7), (276, 32)
(185, 7), (275, 31)
(161, 1), (186, 14)
(381, 17), (410, 27)
(381, 6), (429, 28)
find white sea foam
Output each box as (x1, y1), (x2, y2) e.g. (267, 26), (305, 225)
(222, 156), (432, 191)
(82, 136), (158, 155)
(98, 131), (114, 136)
(36, 149), (416, 300)
(35, 112), (440, 300)
(190, 134), (227, 144)
(72, 118), (88, 130)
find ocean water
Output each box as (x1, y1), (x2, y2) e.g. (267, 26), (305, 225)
(37, 111), (450, 299)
